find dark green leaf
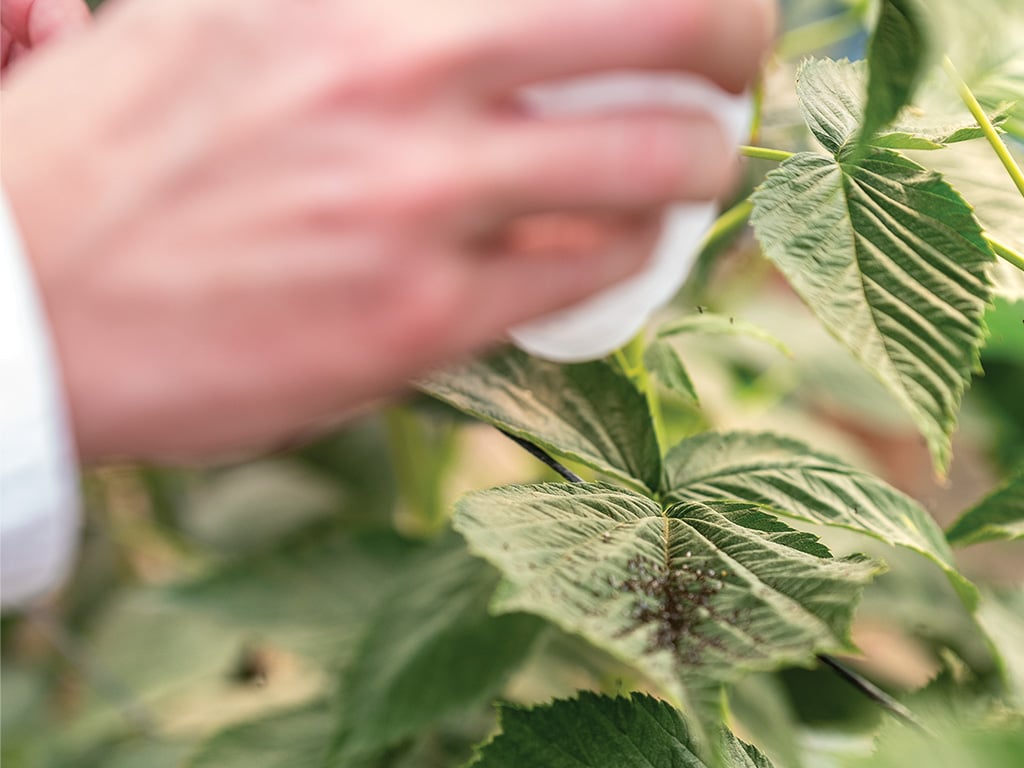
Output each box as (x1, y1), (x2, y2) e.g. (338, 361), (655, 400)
(662, 431), (976, 606)
(419, 347), (661, 491)
(750, 149), (994, 473)
(469, 692), (774, 768)
(946, 467), (1024, 546)
(861, 0), (932, 147)
(330, 542), (543, 760)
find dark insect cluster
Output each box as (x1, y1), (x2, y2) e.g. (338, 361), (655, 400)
(615, 553), (738, 665)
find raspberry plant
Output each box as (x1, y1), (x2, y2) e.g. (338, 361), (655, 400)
(3, 1), (1022, 767)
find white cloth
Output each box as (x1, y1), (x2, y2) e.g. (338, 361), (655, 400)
(0, 191), (80, 610)
(510, 73), (752, 362)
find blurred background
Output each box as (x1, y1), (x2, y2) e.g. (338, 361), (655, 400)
(3, 1), (1022, 766)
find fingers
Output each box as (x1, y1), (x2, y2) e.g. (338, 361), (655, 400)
(0, 0), (89, 46)
(460, 111), (734, 230)
(463, 211), (663, 339)
(453, 0), (776, 97)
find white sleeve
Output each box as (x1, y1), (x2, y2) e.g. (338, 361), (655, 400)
(0, 191), (81, 611)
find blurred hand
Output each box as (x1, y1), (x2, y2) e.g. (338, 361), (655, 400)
(1, 0), (774, 462)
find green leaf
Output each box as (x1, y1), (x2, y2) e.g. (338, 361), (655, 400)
(419, 347), (661, 491)
(455, 483), (880, 733)
(330, 542), (543, 760)
(186, 701), (334, 768)
(644, 339), (699, 402)
(976, 589), (1024, 707)
(168, 527), (424, 662)
(860, 0), (931, 147)
(946, 467), (1024, 546)
(906, 139), (1024, 301)
(469, 692), (775, 768)
(661, 431), (976, 607)
(657, 313), (793, 358)
(799, 58), (1004, 153)
(934, 0), (1024, 133)
(188, 699), (491, 768)
(750, 149), (994, 473)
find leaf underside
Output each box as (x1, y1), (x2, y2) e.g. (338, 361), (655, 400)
(750, 148), (994, 473)
(662, 431), (976, 607)
(455, 483), (881, 739)
(419, 348), (661, 492)
(800, 59), (996, 153)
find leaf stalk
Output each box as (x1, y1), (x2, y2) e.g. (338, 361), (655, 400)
(740, 145), (795, 163)
(942, 55), (1024, 200)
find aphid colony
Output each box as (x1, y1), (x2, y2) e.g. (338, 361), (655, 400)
(613, 553), (740, 664)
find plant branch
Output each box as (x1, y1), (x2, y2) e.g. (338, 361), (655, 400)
(740, 145), (795, 163)
(498, 429), (583, 483)
(817, 654), (929, 734)
(986, 233), (1024, 273)
(943, 55), (1024, 200)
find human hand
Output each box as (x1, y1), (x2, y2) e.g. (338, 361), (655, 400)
(1, 0), (89, 70)
(1, 0), (774, 462)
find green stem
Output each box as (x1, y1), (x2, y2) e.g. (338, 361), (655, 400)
(700, 199), (754, 254)
(618, 334), (666, 452)
(943, 55), (1024, 200)
(740, 145), (795, 163)
(748, 79), (765, 144)
(986, 233), (1024, 273)
(777, 9), (865, 60)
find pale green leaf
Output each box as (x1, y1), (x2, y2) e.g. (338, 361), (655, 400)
(455, 483), (880, 731)
(976, 589), (1024, 707)
(644, 339), (699, 402)
(946, 468), (1024, 547)
(750, 149), (994, 472)
(168, 527), (423, 662)
(798, 59), (999, 153)
(657, 313), (793, 358)
(187, 701), (334, 768)
(419, 347), (661, 491)
(861, 0), (932, 147)
(469, 692), (775, 768)
(330, 542), (543, 760)
(661, 431), (976, 606)
(933, 0), (1024, 132)
(845, 709), (1024, 768)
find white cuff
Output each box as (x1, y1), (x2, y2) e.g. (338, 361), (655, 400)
(1, 191), (80, 610)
